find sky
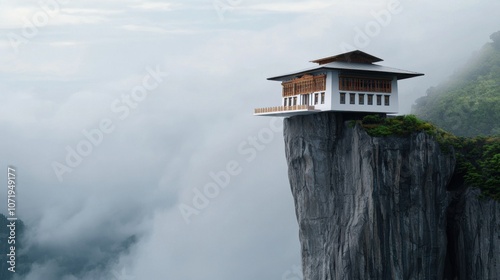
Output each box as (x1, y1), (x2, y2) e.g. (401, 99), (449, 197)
(0, 0), (499, 279)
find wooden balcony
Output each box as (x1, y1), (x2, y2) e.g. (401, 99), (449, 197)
(254, 105), (316, 115)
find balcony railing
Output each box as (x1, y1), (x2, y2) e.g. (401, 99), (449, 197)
(254, 105), (316, 114)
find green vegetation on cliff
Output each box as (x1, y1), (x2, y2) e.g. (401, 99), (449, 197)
(454, 137), (500, 200)
(358, 114), (500, 200)
(358, 114), (434, 136)
(412, 31), (500, 137)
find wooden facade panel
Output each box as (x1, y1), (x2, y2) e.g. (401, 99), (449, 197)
(339, 76), (392, 93)
(282, 74), (326, 97)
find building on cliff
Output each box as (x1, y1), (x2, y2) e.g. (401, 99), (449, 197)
(254, 50), (423, 117)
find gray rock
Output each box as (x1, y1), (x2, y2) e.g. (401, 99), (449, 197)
(284, 112), (455, 280)
(447, 188), (500, 280)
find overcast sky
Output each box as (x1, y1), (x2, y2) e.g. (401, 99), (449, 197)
(0, 0), (499, 279)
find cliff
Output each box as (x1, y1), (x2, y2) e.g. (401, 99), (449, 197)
(447, 188), (500, 280)
(283, 112), (500, 280)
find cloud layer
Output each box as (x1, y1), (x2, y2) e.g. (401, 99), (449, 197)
(1, 0), (499, 279)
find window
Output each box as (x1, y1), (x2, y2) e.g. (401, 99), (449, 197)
(303, 94), (309, 105)
(321, 92), (325, 104)
(368, 94), (373, 105)
(340, 92), (346, 104)
(293, 96), (297, 106)
(377, 95), (382, 106)
(350, 93), (356, 105)
(283, 98), (287, 106)
(314, 93), (319, 105)
(288, 97), (292, 106)
(339, 76), (392, 93)
(384, 95), (390, 106)
(359, 94), (365, 105)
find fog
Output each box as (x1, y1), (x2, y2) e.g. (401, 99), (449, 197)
(0, 0), (498, 279)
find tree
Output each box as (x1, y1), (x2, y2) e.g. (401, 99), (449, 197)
(490, 30), (500, 48)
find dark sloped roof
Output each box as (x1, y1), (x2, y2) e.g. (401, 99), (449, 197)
(310, 50), (383, 65)
(268, 52), (424, 81)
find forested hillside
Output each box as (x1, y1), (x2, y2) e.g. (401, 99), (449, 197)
(412, 31), (500, 137)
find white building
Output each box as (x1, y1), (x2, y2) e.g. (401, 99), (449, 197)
(254, 50), (423, 117)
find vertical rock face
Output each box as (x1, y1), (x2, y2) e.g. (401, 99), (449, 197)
(284, 112), (455, 280)
(447, 188), (500, 280)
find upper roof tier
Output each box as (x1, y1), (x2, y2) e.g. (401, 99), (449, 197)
(268, 50), (424, 81)
(310, 50), (383, 64)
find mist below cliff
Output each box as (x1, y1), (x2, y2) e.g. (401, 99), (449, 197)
(283, 112), (500, 280)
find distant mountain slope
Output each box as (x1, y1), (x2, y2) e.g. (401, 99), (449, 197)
(412, 31), (500, 137)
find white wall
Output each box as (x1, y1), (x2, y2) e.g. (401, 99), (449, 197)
(329, 70), (339, 110)
(270, 72), (400, 115)
(307, 71), (331, 111)
(329, 74), (399, 114)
